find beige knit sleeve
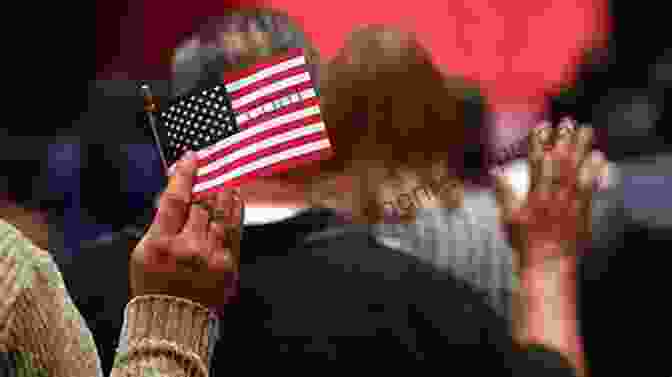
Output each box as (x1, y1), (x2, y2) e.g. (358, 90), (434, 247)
(1, 219), (219, 377)
(110, 295), (216, 377)
(0, 219), (103, 377)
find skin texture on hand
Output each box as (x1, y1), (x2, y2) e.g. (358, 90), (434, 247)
(494, 118), (606, 268)
(495, 118), (604, 377)
(130, 151), (242, 308)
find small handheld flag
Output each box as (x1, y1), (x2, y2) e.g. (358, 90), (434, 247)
(157, 49), (331, 199)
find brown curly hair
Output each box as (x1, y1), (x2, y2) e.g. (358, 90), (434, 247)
(306, 26), (485, 222)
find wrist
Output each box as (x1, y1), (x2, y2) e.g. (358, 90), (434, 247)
(517, 255), (583, 370)
(520, 241), (579, 273)
(519, 253), (578, 307)
(121, 295), (216, 375)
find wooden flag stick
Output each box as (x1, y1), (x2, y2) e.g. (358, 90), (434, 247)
(140, 83), (170, 174)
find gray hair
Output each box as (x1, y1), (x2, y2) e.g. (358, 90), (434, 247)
(171, 9), (321, 98)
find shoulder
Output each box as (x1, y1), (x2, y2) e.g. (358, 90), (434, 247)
(0, 219), (57, 295)
(0, 219), (62, 341)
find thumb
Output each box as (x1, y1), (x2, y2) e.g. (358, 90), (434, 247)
(493, 169), (521, 218)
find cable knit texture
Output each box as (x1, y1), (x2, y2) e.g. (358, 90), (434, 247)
(0, 219), (217, 377)
(111, 295), (212, 377)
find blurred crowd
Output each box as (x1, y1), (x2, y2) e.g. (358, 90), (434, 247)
(1, 1), (671, 376)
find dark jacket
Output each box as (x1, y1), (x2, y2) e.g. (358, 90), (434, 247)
(62, 208), (575, 376)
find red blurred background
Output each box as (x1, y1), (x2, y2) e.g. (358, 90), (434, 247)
(97, 0), (609, 111)
(94, 0), (609, 215)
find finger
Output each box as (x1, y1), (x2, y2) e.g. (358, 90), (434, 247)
(536, 154), (556, 201)
(210, 190), (243, 268)
(554, 117), (577, 153)
(209, 249), (235, 272)
(493, 170), (522, 217)
(150, 151), (198, 236)
(529, 121), (552, 161)
(183, 200), (212, 238)
(577, 150), (605, 239)
(575, 125), (595, 165)
(578, 150), (607, 195)
(134, 236), (177, 270)
(209, 190), (235, 248)
(529, 121), (552, 190)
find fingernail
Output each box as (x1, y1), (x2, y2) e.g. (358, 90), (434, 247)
(183, 150), (197, 161)
(177, 151), (197, 170)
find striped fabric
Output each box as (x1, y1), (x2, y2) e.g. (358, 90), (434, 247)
(160, 49), (331, 199)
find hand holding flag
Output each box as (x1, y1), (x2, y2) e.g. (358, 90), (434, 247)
(154, 49), (331, 200)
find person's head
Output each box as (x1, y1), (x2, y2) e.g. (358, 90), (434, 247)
(310, 26), (487, 223)
(171, 8), (321, 99)
(168, 7), (325, 194)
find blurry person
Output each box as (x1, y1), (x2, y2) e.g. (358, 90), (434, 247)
(313, 26), (514, 319)
(62, 8), (325, 374)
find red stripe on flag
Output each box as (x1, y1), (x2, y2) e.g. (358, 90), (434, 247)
(221, 48), (303, 84)
(227, 65), (308, 100)
(195, 131), (329, 184)
(238, 97), (322, 130)
(232, 81), (315, 114)
(198, 113), (324, 166)
(192, 148), (334, 200)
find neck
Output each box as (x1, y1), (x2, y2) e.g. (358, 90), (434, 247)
(374, 172), (464, 222)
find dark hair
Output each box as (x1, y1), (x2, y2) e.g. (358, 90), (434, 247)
(171, 8), (321, 98)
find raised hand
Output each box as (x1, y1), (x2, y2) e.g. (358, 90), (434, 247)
(495, 118), (607, 268)
(130, 151), (242, 307)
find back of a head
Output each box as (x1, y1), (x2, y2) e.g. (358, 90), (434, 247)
(320, 27), (465, 175)
(314, 26), (487, 220)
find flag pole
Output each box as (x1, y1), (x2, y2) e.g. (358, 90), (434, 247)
(140, 83), (170, 173)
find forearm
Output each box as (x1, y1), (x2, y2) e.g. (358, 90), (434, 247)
(516, 252), (587, 377)
(111, 295), (220, 377)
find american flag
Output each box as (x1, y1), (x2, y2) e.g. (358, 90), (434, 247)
(158, 49), (331, 199)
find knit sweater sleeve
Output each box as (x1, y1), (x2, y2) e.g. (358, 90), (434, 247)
(0, 219), (104, 376)
(1, 219), (220, 377)
(110, 295), (219, 377)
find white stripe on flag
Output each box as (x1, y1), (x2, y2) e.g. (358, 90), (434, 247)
(194, 138), (331, 193)
(231, 72), (311, 109)
(225, 55), (306, 93)
(235, 88), (318, 125)
(198, 105), (322, 159)
(199, 122), (326, 176)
